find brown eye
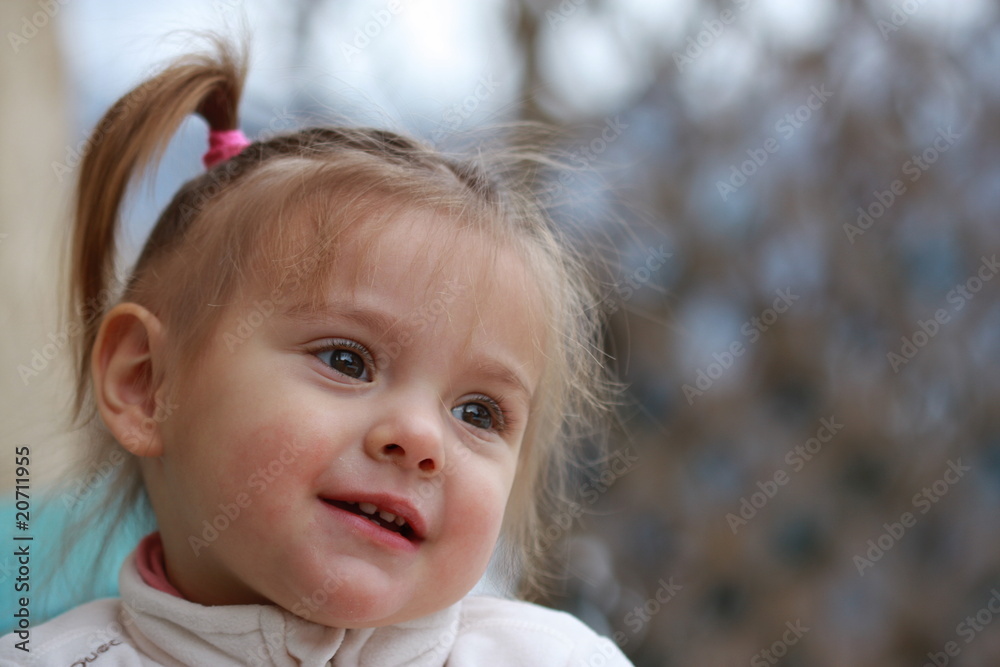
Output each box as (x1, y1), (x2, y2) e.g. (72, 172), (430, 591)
(329, 350), (365, 378)
(452, 395), (507, 432)
(314, 340), (372, 381)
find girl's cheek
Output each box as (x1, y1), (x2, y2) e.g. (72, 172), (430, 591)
(460, 473), (511, 535)
(208, 420), (305, 483)
(244, 422), (319, 469)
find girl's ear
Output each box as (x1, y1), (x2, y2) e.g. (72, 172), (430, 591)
(91, 303), (168, 458)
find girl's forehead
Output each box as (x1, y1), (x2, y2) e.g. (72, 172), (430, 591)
(271, 209), (547, 334)
(218, 159), (542, 321)
(349, 214), (509, 288)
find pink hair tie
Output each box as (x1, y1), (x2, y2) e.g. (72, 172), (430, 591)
(203, 128), (251, 168)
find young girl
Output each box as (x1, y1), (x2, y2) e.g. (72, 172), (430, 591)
(1, 37), (632, 666)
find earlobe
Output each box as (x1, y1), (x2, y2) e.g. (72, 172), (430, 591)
(92, 303), (168, 458)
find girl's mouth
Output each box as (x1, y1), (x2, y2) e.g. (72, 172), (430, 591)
(323, 499), (419, 541)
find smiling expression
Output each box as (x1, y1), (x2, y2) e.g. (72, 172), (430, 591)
(143, 210), (547, 628)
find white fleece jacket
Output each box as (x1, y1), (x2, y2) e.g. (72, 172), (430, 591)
(0, 551), (632, 666)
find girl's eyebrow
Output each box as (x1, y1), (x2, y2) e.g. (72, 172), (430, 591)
(281, 300), (400, 335)
(471, 358), (534, 403)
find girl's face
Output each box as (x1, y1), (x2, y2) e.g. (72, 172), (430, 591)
(146, 211), (546, 628)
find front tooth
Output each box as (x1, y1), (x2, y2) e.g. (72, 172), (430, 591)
(378, 510), (397, 523)
(358, 502), (378, 515)
(393, 516), (406, 527)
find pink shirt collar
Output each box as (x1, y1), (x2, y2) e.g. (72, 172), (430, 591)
(136, 531), (185, 598)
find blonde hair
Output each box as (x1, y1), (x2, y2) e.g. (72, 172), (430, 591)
(66, 35), (614, 601)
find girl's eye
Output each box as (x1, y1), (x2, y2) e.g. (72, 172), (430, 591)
(327, 350), (366, 379)
(451, 396), (505, 432)
(313, 340), (372, 381)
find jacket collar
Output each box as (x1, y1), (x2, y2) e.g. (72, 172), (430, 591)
(117, 548), (461, 666)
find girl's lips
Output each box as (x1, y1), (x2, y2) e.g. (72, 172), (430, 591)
(320, 498), (423, 552)
(318, 492), (428, 541)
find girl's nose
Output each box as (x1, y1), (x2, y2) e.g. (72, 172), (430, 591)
(363, 396), (445, 474)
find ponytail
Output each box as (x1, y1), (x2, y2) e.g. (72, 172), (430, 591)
(46, 36), (249, 615)
(70, 36), (247, 421)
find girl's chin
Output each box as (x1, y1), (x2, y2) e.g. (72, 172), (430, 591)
(275, 580), (422, 628)
(257, 551), (476, 627)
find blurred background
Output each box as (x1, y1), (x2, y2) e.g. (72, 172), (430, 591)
(3, 0), (1000, 664)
